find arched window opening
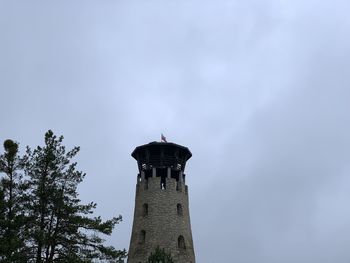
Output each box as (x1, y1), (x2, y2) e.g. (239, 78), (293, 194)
(143, 203), (148, 217)
(177, 203), (183, 216)
(139, 230), (146, 244)
(178, 235), (186, 249)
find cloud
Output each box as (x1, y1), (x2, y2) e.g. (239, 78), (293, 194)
(1, 0), (350, 262)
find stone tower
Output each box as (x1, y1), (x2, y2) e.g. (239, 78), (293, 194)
(127, 141), (196, 263)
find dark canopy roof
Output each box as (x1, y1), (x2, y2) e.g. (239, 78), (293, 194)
(132, 142), (192, 159)
(131, 142), (192, 171)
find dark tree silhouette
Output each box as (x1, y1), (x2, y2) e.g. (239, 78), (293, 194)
(146, 246), (174, 263)
(0, 131), (126, 263)
(0, 140), (28, 262)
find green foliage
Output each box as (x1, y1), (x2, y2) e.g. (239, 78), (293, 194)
(0, 139), (28, 263)
(146, 246), (174, 263)
(0, 131), (126, 263)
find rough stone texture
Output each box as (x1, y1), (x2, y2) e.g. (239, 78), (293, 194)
(127, 176), (196, 263)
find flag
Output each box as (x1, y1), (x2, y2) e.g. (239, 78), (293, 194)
(161, 134), (167, 142)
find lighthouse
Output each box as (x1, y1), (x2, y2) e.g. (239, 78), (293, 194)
(127, 141), (196, 263)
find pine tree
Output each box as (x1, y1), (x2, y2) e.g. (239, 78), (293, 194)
(0, 186), (6, 260)
(0, 139), (28, 263)
(146, 246), (174, 263)
(23, 130), (126, 263)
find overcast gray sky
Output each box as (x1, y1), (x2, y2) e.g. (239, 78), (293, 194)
(1, 0), (350, 262)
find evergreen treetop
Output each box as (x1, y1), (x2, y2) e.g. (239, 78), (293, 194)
(146, 246), (174, 263)
(0, 131), (126, 263)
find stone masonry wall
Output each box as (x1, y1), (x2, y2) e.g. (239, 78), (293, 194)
(127, 176), (195, 263)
